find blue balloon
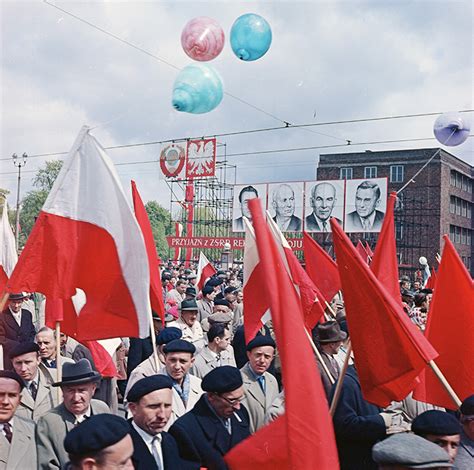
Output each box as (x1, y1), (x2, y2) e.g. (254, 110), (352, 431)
(172, 64), (223, 114)
(230, 13), (272, 61)
(433, 112), (471, 146)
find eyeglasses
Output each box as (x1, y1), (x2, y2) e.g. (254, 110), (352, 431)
(215, 393), (245, 406)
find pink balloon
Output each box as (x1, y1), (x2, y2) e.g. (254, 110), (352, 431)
(181, 17), (225, 62)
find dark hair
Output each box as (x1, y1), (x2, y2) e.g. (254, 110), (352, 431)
(207, 323), (229, 343)
(414, 293), (427, 307)
(68, 448), (110, 468)
(238, 185), (258, 203)
(356, 180), (381, 200)
(176, 279), (187, 287)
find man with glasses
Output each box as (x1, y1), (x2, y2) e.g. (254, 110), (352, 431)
(169, 366), (250, 469)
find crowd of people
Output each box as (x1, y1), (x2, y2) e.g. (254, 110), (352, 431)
(0, 262), (472, 470)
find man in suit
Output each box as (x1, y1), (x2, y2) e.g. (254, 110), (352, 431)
(0, 292), (36, 369)
(233, 185), (258, 231)
(0, 370), (37, 470)
(36, 358), (110, 469)
(9, 342), (59, 421)
(305, 181), (342, 232)
(240, 335), (279, 433)
(127, 375), (199, 469)
(36, 327), (75, 369)
(346, 180), (385, 231)
(197, 285), (216, 322)
(271, 183), (302, 231)
(169, 366), (251, 470)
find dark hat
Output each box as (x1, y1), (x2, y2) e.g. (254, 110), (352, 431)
(216, 270), (226, 276)
(9, 342), (40, 359)
(202, 285), (214, 296)
(224, 286), (237, 295)
(206, 277), (223, 287)
(163, 339), (196, 355)
(246, 335), (276, 351)
(214, 298), (231, 308)
(412, 410), (461, 436)
(52, 358), (101, 387)
(202, 366), (243, 393)
(161, 271), (172, 281)
(420, 288), (433, 295)
(126, 375), (173, 403)
(372, 432), (452, 469)
(208, 311), (233, 324)
(180, 299), (198, 311)
(156, 327), (182, 345)
(0, 370), (25, 390)
(64, 414), (130, 456)
(460, 394), (474, 416)
(185, 286), (197, 297)
(186, 273), (197, 280)
(8, 292), (29, 301)
(317, 321), (347, 343)
(184, 269), (192, 275)
(401, 289), (415, 299)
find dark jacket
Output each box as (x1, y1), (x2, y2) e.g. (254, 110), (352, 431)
(330, 366), (387, 470)
(127, 337), (153, 377)
(169, 395), (251, 470)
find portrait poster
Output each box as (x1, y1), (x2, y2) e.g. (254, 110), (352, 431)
(232, 184), (267, 233)
(267, 182), (304, 232)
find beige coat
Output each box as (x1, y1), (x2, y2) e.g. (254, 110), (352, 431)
(192, 346), (236, 379)
(167, 318), (206, 353)
(0, 415), (37, 470)
(240, 362), (279, 433)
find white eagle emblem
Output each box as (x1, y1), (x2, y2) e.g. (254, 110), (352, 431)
(186, 138), (216, 178)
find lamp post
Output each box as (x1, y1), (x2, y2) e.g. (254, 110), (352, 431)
(12, 152), (27, 250)
(221, 241), (233, 271)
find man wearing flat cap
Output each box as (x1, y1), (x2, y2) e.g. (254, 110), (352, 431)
(240, 335), (279, 433)
(372, 432), (453, 469)
(455, 394), (474, 469)
(36, 358), (110, 469)
(168, 299), (206, 352)
(9, 342), (59, 421)
(63, 414), (133, 469)
(0, 370), (37, 469)
(127, 375), (198, 469)
(170, 366), (251, 470)
(412, 410), (462, 465)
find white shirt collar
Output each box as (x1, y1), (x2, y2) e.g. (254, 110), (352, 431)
(73, 406), (91, 424)
(0, 417), (14, 431)
(358, 210), (376, 229)
(9, 308), (22, 324)
(26, 372), (40, 388)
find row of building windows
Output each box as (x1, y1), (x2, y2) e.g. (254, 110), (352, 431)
(339, 165), (404, 182)
(461, 256), (471, 270)
(449, 225), (472, 246)
(449, 195), (472, 219)
(450, 170), (472, 193)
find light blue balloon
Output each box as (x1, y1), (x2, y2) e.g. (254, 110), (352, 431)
(172, 64), (224, 114)
(230, 13), (272, 61)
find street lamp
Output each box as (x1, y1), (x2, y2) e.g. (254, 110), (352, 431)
(12, 152), (27, 250)
(221, 241), (233, 271)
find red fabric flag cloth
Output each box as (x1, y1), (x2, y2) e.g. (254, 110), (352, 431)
(7, 127), (151, 340)
(131, 180), (165, 324)
(425, 267), (437, 290)
(370, 192), (401, 303)
(267, 215), (325, 329)
(226, 199), (340, 469)
(303, 231), (341, 303)
(196, 252), (216, 292)
(356, 240), (369, 263)
(330, 218), (438, 408)
(413, 236), (474, 409)
(365, 241), (374, 259)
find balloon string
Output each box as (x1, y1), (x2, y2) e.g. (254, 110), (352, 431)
(396, 128), (457, 195)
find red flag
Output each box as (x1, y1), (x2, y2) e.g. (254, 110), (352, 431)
(267, 215), (325, 329)
(7, 127), (151, 340)
(303, 231), (341, 303)
(370, 193), (400, 302)
(413, 236), (474, 409)
(365, 242), (374, 259)
(356, 240), (369, 263)
(225, 199), (339, 469)
(425, 267), (437, 290)
(131, 180), (165, 324)
(83, 339), (119, 378)
(196, 252), (216, 291)
(330, 218), (438, 407)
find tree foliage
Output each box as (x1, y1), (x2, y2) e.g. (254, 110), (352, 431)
(144, 201), (172, 260)
(33, 160), (63, 191)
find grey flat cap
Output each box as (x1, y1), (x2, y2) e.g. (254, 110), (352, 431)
(372, 433), (452, 468)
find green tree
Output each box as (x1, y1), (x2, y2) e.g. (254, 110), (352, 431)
(145, 201), (172, 260)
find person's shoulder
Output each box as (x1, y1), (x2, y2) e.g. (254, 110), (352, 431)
(91, 399), (111, 413)
(15, 414), (35, 432)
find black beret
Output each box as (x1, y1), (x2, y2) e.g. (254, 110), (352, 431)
(161, 271), (172, 281)
(224, 286), (237, 295)
(163, 339), (196, 355)
(400, 289), (415, 299)
(246, 335), (276, 351)
(156, 327), (182, 345)
(202, 366), (243, 393)
(126, 375), (173, 402)
(180, 299), (198, 311)
(412, 410), (461, 436)
(202, 285), (214, 296)
(0, 370), (24, 390)
(214, 298), (231, 308)
(64, 414), (130, 455)
(460, 394), (474, 416)
(420, 288), (433, 295)
(206, 277), (223, 287)
(9, 342), (40, 359)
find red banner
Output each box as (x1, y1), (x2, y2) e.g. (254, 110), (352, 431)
(166, 236), (303, 251)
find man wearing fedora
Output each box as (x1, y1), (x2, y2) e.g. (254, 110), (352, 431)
(0, 292), (36, 369)
(36, 358), (110, 469)
(168, 299), (206, 353)
(315, 321), (347, 398)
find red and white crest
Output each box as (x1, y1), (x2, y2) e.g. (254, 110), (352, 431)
(186, 138), (216, 178)
(160, 143), (185, 178)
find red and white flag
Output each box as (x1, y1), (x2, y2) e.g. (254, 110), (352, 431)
(7, 126), (151, 340)
(196, 251), (216, 291)
(0, 202), (17, 293)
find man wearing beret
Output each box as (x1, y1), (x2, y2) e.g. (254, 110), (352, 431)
(63, 414), (134, 469)
(240, 335), (279, 433)
(168, 299), (206, 352)
(197, 285), (216, 322)
(127, 375), (199, 469)
(0, 370), (37, 469)
(169, 366), (251, 470)
(412, 410), (462, 464)
(36, 359), (110, 469)
(455, 394), (474, 469)
(9, 342), (59, 421)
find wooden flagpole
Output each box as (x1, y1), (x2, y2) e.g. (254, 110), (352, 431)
(330, 340), (352, 416)
(428, 360), (462, 408)
(148, 311), (160, 373)
(324, 300), (337, 319)
(0, 292), (9, 312)
(55, 321), (62, 402)
(304, 328), (335, 385)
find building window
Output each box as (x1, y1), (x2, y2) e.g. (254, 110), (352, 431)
(340, 167), (353, 180)
(449, 225), (455, 242)
(462, 200), (467, 217)
(467, 230), (471, 246)
(395, 221), (403, 241)
(450, 196), (456, 214)
(462, 175), (468, 192)
(456, 198), (462, 216)
(364, 166), (377, 179)
(390, 165), (404, 183)
(461, 228), (467, 245)
(455, 226), (461, 244)
(456, 172), (462, 188)
(450, 171), (456, 186)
